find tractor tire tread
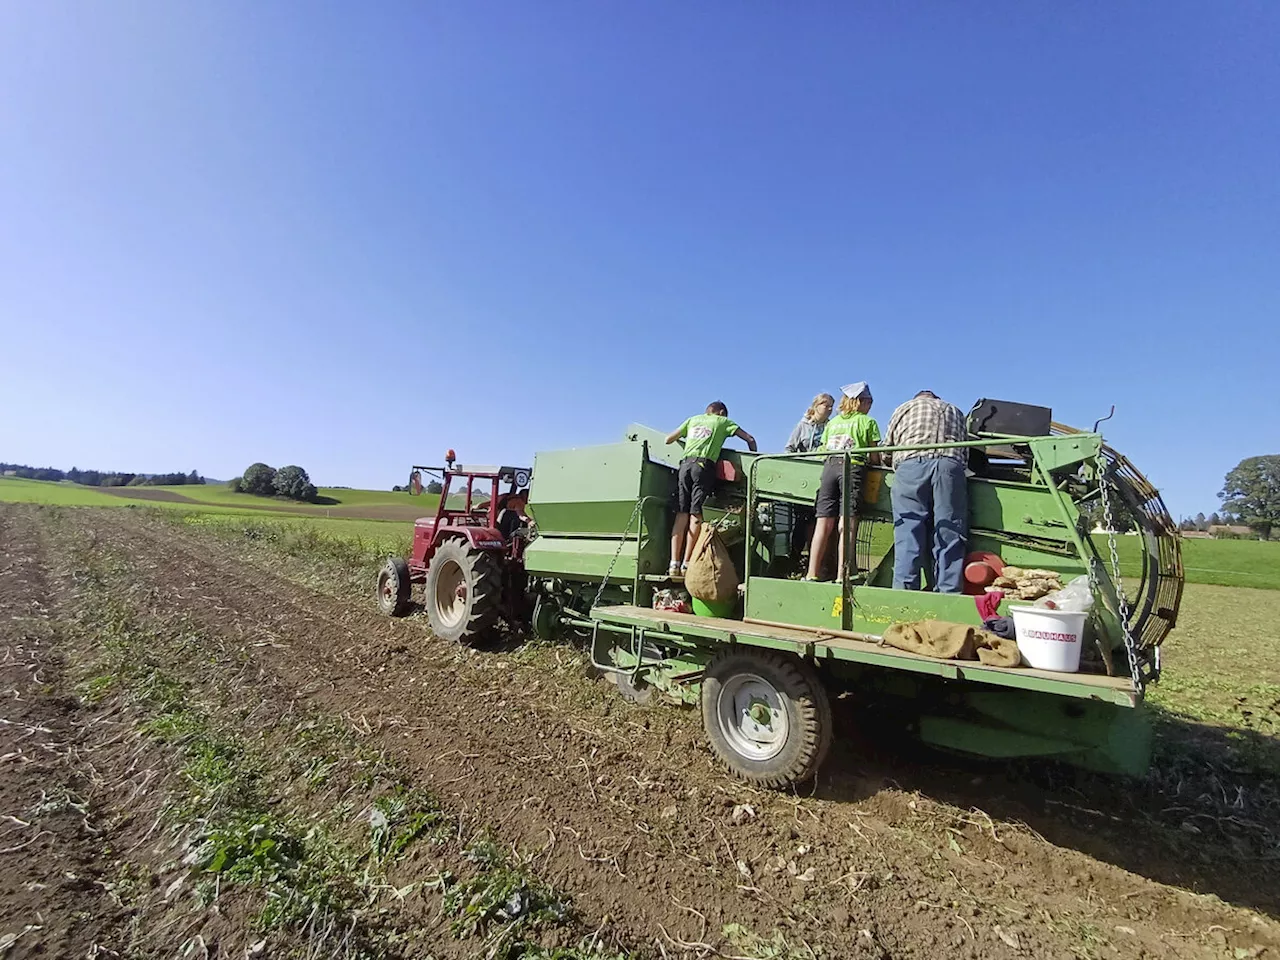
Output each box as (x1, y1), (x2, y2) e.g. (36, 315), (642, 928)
(462, 550), (502, 640)
(425, 539), (503, 647)
(377, 556), (412, 617)
(701, 649), (832, 790)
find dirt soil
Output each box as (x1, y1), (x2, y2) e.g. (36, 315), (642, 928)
(2, 502), (1278, 959)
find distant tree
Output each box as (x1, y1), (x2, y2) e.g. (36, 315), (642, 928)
(426, 480), (443, 495)
(1194, 512), (1207, 531)
(1209, 512), (1222, 526)
(391, 484), (403, 492)
(188, 470), (203, 485)
(1220, 455), (1280, 540)
(273, 465), (316, 502)
(128, 475), (148, 486)
(241, 463), (277, 496)
(227, 476), (244, 493)
(68, 467), (82, 484)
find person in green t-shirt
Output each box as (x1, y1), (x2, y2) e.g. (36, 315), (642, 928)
(806, 381), (881, 581)
(665, 401), (758, 578)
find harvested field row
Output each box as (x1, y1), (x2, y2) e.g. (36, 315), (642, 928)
(3, 503), (1279, 959)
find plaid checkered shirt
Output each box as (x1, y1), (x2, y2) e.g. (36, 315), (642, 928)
(884, 396), (969, 466)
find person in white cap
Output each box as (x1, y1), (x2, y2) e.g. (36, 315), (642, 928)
(805, 381), (881, 581)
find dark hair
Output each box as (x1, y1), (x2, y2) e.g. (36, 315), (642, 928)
(915, 390), (938, 399)
(706, 401), (728, 416)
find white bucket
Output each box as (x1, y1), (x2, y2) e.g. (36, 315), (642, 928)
(1008, 606), (1087, 673)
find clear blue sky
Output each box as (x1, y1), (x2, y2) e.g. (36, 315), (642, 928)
(1, 3), (1276, 518)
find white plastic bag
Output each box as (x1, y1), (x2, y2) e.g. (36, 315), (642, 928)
(1034, 575), (1094, 613)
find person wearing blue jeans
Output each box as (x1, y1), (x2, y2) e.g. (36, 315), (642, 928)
(883, 391), (970, 592)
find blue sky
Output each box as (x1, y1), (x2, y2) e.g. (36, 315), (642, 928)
(1, 3), (1275, 518)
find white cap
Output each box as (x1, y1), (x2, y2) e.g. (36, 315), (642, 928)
(841, 381), (871, 399)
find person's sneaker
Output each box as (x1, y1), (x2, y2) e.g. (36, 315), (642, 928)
(680, 562), (689, 573)
(668, 562), (681, 579)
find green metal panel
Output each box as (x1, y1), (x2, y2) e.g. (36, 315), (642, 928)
(744, 577), (989, 633)
(525, 536), (644, 580)
(525, 440), (672, 581)
(967, 534), (1087, 577)
(751, 456), (828, 506)
(745, 577), (843, 630)
(526, 441), (668, 534)
(1031, 434), (1103, 473)
(750, 458), (1081, 547)
(918, 689), (1150, 775)
(849, 585), (986, 631)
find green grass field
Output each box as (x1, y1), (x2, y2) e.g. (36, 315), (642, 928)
(148, 483), (431, 511)
(0, 476), (134, 506)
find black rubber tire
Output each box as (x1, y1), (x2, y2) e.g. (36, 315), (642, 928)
(701, 650), (832, 789)
(424, 539), (502, 646)
(376, 556), (412, 617)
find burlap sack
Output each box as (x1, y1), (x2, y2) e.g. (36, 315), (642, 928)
(685, 524), (739, 603)
(882, 620), (1021, 668)
(882, 621), (976, 659)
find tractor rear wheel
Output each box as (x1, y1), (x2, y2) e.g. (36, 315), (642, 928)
(376, 557), (412, 617)
(425, 539), (502, 646)
(701, 650), (832, 789)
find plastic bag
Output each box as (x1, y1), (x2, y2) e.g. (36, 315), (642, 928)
(1034, 575), (1094, 613)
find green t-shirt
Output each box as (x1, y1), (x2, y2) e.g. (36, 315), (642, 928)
(678, 413), (740, 461)
(821, 412), (881, 463)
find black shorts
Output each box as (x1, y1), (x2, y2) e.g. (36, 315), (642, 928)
(815, 458), (866, 519)
(677, 457), (715, 515)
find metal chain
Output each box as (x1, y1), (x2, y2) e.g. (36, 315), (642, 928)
(1096, 456), (1144, 694)
(589, 498), (646, 615)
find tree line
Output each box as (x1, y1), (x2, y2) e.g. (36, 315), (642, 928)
(1, 462), (203, 487)
(227, 463), (317, 502)
(1218, 454), (1280, 540)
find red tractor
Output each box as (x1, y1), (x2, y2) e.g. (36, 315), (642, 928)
(377, 451), (533, 646)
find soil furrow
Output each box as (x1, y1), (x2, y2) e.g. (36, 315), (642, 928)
(0, 508), (131, 957)
(12, 504), (1280, 960)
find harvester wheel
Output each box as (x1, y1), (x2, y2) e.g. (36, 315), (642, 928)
(701, 650), (832, 789)
(614, 671), (655, 706)
(425, 539), (502, 646)
(376, 557), (412, 617)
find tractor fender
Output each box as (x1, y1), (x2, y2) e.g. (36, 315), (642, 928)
(413, 522), (506, 571)
(435, 527), (506, 552)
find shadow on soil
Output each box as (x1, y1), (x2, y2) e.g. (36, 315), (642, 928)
(820, 700), (1280, 919)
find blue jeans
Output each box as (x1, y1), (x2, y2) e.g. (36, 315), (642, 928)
(891, 458), (968, 593)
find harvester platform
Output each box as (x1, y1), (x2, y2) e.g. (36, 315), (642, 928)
(590, 604), (1139, 708)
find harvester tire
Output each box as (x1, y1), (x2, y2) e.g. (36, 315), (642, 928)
(425, 539), (502, 646)
(701, 650), (832, 789)
(376, 556), (412, 617)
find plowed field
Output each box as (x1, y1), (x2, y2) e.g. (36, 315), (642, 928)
(1, 502), (1277, 959)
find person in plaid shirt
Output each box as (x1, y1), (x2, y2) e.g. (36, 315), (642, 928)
(883, 391), (970, 592)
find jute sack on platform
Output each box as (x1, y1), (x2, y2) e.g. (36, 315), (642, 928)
(685, 524), (739, 604)
(881, 620), (1020, 668)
